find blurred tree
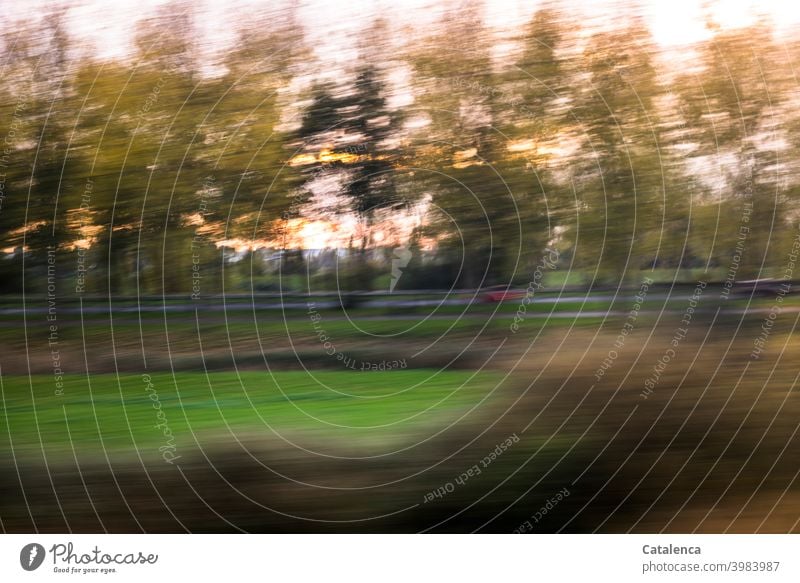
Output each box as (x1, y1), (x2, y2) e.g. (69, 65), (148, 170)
(675, 22), (790, 279)
(0, 11), (83, 293)
(570, 20), (666, 285)
(202, 9), (305, 294)
(293, 36), (405, 289)
(68, 1), (302, 295)
(3, 1), (800, 298)
(67, 2), (205, 295)
(504, 4), (575, 278)
(406, 2), (525, 287)
(0, 33), (31, 293)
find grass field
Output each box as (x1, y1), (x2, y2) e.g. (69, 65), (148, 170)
(3, 291), (800, 532)
(0, 370), (504, 462)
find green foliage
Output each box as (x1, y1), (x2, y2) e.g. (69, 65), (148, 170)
(1, 4), (798, 295)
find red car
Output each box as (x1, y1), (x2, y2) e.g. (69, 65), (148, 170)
(482, 285), (526, 303)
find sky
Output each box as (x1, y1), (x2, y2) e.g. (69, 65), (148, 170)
(3, 0), (800, 65)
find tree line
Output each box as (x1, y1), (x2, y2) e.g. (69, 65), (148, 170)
(1, 2), (799, 295)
